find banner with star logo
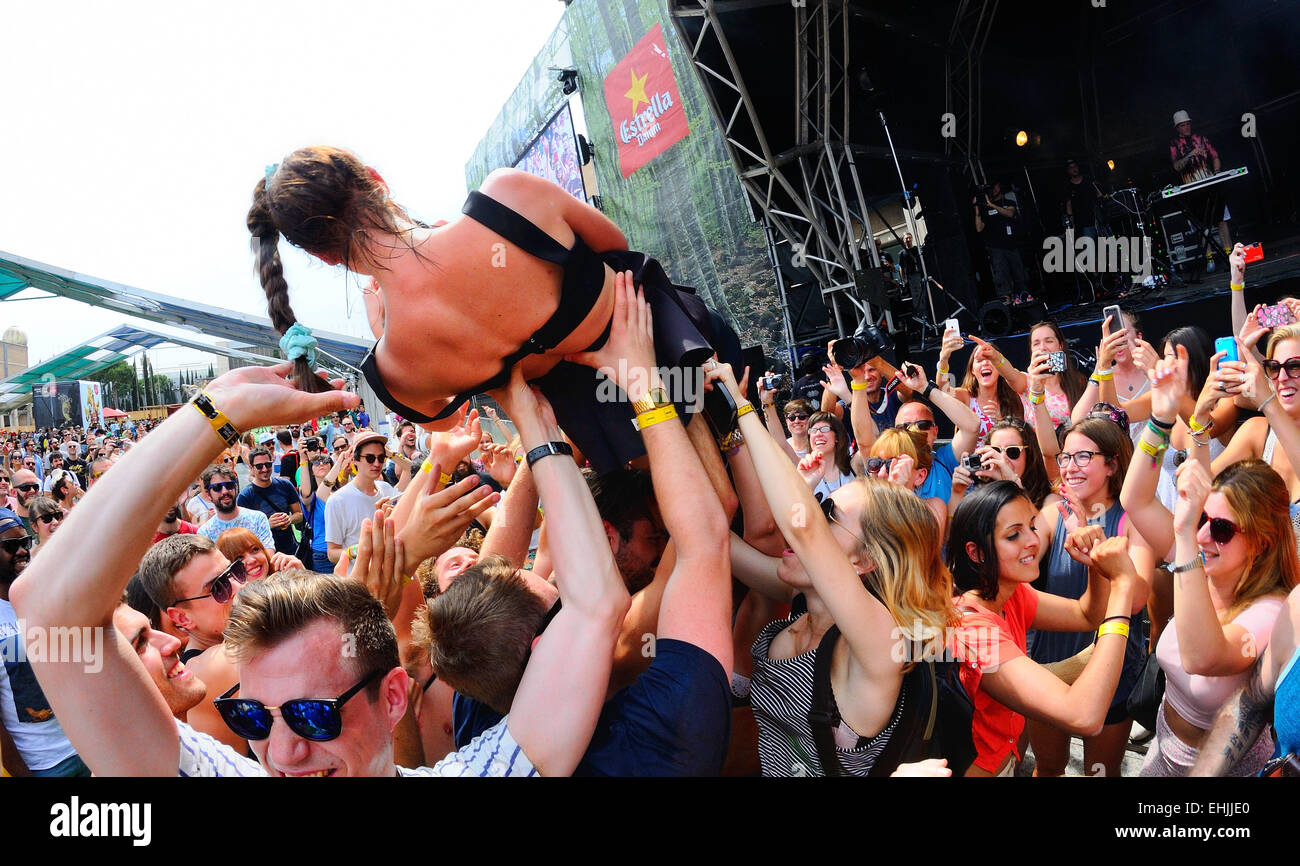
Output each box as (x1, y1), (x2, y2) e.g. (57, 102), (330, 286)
(602, 22), (690, 178)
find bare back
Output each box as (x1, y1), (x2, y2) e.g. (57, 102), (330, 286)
(372, 170), (620, 420)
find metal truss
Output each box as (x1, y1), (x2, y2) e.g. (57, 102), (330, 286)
(944, 0), (999, 183)
(668, 0), (881, 340)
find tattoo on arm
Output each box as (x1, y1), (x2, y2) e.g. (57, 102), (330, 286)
(1221, 666), (1273, 768)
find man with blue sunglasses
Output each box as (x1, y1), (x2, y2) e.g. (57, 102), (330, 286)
(12, 361), (630, 777)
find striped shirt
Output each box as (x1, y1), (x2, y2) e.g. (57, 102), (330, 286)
(175, 717), (537, 777)
(748, 614), (905, 777)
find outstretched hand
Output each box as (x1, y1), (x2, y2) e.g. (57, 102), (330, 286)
(206, 362), (358, 432)
(564, 270), (656, 394)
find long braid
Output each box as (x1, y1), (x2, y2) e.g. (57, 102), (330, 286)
(248, 177), (330, 394)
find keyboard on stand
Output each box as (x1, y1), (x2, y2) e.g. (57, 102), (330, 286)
(1160, 166), (1248, 199)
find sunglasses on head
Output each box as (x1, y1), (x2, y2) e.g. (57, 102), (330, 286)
(170, 558), (247, 606)
(356, 452), (385, 464)
(1199, 512), (1240, 545)
(1263, 357), (1300, 380)
(987, 444), (1024, 460)
(1087, 402), (1129, 430)
(207, 480), (237, 493)
(215, 668), (386, 742)
(819, 495), (867, 545)
(14, 483), (39, 493)
(0, 535), (35, 555)
(785, 413), (809, 421)
(36, 510), (64, 525)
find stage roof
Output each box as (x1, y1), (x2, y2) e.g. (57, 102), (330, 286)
(0, 323), (282, 411)
(0, 249), (371, 371)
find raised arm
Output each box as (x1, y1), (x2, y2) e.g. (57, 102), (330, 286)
(9, 365), (356, 776)
(972, 335), (1028, 395)
(1120, 349), (1186, 559)
(981, 536), (1139, 735)
(722, 362), (899, 683)
(898, 363), (981, 457)
(478, 455), (539, 568)
(1031, 526), (1120, 632)
(492, 369), (628, 777)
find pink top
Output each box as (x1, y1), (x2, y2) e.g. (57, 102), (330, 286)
(1020, 389), (1071, 430)
(1156, 597), (1285, 729)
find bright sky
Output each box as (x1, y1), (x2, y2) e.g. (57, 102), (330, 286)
(0, 0), (566, 370)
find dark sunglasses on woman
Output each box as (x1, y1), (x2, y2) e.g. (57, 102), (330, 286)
(785, 413), (808, 422)
(1199, 512), (1240, 545)
(169, 558), (248, 606)
(215, 669), (386, 742)
(866, 456), (895, 474)
(1263, 357), (1300, 380)
(36, 510), (65, 525)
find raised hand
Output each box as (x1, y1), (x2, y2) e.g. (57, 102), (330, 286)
(1235, 338), (1274, 410)
(205, 362), (358, 433)
(1063, 524), (1107, 568)
(796, 449), (825, 488)
(480, 442), (518, 488)
(352, 510), (405, 618)
(950, 453), (975, 495)
(564, 270), (656, 393)
(822, 363), (850, 402)
(1026, 352), (1050, 395)
(1172, 457), (1212, 538)
(898, 362), (928, 393)
(1149, 343), (1189, 422)
(1087, 535), (1137, 583)
(973, 446), (1017, 485)
(1096, 314), (1128, 372)
(397, 471), (499, 576)
(1229, 242), (1246, 287)
(939, 330), (965, 365)
(1131, 338), (1159, 374)
(886, 453), (915, 488)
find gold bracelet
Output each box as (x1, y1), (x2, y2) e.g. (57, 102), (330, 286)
(736, 402), (755, 419)
(850, 381), (868, 391)
(1097, 620), (1130, 639)
(633, 405), (679, 431)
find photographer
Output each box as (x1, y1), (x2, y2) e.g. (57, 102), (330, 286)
(973, 181), (1028, 303)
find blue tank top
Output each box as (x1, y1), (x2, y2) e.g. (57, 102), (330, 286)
(1027, 501), (1142, 668)
(1274, 644), (1300, 757)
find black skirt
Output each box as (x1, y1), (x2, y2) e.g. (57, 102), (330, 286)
(532, 250), (742, 475)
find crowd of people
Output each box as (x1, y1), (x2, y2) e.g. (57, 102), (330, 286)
(2, 185), (1297, 780)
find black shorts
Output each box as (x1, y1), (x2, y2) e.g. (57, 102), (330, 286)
(533, 250), (742, 475)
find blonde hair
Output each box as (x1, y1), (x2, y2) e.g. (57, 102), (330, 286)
(870, 427), (933, 472)
(1213, 460), (1299, 621)
(1265, 325), (1300, 360)
(848, 478), (957, 666)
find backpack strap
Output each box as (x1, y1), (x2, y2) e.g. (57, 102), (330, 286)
(807, 624), (844, 777)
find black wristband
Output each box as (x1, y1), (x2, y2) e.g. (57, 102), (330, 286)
(1149, 415), (1175, 431)
(525, 441), (574, 469)
(922, 381), (936, 401)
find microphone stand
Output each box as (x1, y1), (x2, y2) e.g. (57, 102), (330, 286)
(880, 111), (940, 349)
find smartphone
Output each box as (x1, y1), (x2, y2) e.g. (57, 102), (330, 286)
(1243, 243), (1264, 264)
(1047, 351), (1067, 373)
(1214, 336), (1239, 363)
(1257, 303), (1295, 330)
(1102, 305), (1125, 342)
(943, 318), (960, 335)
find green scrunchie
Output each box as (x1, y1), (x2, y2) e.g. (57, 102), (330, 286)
(279, 322), (318, 366)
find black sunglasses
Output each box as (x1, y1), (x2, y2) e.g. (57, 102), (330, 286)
(215, 669), (386, 742)
(785, 413), (809, 421)
(356, 452), (385, 465)
(867, 456), (895, 474)
(988, 444), (1024, 460)
(170, 558), (248, 606)
(1263, 357), (1300, 380)
(251, 462), (273, 471)
(1199, 512), (1240, 545)
(897, 419), (935, 432)
(0, 535), (35, 555)
(207, 481), (237, 493)
(14, 483), (38, 493)
(36, 510), (65, 525)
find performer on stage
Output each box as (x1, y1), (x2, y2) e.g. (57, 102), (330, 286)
(899, 232), (923, 311)
(1063, 159), (1103, 242)
(248, 146), (741, 474)
(973, 181), (1028, 304)
(1169, 110), (1231, 255)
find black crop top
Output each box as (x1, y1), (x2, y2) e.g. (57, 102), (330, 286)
(360, 191), (611, 423)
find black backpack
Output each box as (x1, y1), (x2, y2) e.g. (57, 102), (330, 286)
(808, 624), (976, 777)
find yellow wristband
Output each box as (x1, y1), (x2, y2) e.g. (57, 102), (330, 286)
(1028, 391), (1045, 405)
(736, 402), (755, 420)
(438, 472), (452, 485)
(1230, 283), (1244, 291)
(937, 366), (949, 375)
(1097, 621), (1130, 639)
(1137, 438), (1163, 460)
(634, 405), (678, 431)
(850, 381), (868, 391)
(190, 392), (240, 447)
(1187, 415), (1211, 436)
